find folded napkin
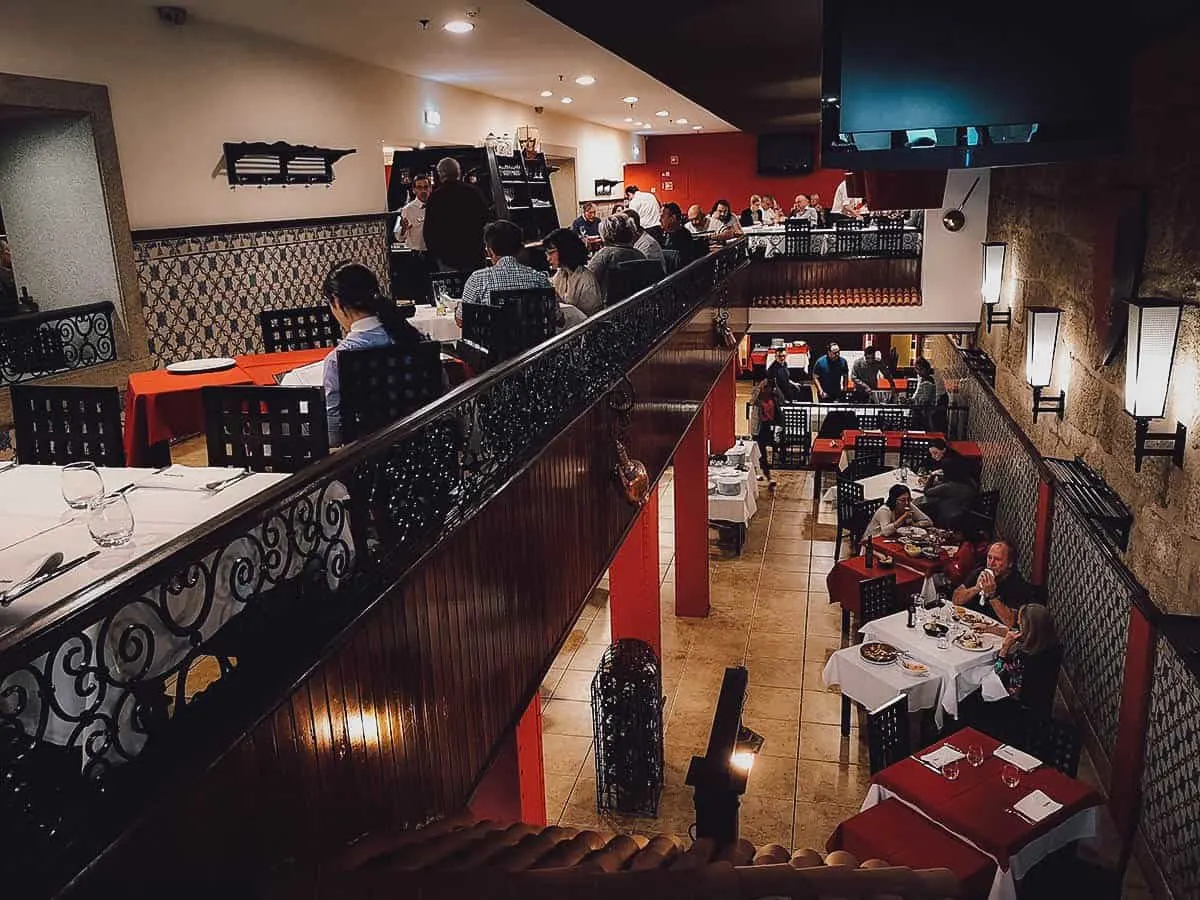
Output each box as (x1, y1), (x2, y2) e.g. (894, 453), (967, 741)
(994, 744), (1043, 772)
(135, 466), (243, 492)
(981, 671), (1010, 702)
(919, 745), (966, 769)
(1014, 789), (1063, 823)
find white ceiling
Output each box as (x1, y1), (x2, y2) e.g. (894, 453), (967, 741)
(141, 0), (734, 136)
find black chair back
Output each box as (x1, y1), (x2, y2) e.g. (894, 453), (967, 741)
(834, 474), (864, 559)
(852, 497), (885, 549)
(609, 259), (664, 303)
(259, 305), (339, 353)
(834, 219), (866, 256)
(337, 341), (445, 443)
(661, 249), (681, 274)
(11, 384), (125, 466)
(1019, 708), (1081, 778)
(878, 408), (909, 432)
(875, 217), (906, 256)
(899, 435), (935, 472)
(430, 270), (471, 300)
(867, 694), (910, 774)
(973, 489), (1000, 529)
(202, 386), (328, 473)
(784, 219), (812, 258)
(856, 413), (879, 430)
(859, 573), (899, 626)
(818, 408), (860, 440)
(851, 434), (888, 477)
(461, 288), (558, 371)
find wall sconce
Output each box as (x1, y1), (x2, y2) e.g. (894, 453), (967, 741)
(981, 241), (1011, 332)
(1125, 297), (1195, 471)
(1026, 307), (1064, 420)
(686, 666), (750, 844)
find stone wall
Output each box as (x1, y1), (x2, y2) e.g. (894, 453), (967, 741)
(975, 18), (1200, 614)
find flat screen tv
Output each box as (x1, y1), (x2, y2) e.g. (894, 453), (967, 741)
(757, 134), (814, 176)
(820, 0), (1129, 169)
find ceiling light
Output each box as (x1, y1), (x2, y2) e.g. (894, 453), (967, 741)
(575, 75), (595, 86)
(655, 109), (669, 117)
(561, 97), (573, 104)
(443, 19), (474, 33)
(693, 125), (703, 130)
(540, 90), (553, 98)
(634, 121), (644, 126)
(676, 118), (688, 125)
(622, 96), (639, 104)
(624, 117), (634, 123)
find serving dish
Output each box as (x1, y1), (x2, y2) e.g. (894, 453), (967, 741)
(923, 622), (949, 638)
(166, 357), (236, 375)
(898, 656), (930, 676)
(860, 641), (899, 665)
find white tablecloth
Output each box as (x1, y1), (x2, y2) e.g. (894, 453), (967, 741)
(859, 611), (998, 721)
(855, 467), (924, 502)
(708, 465), (757, 525)
(719, 439), (763, 482)
(410, 304), (462, 342)
(822, 645), (944, 714)
(0, 465), (353, 759)
(862, 783), (1101, 900)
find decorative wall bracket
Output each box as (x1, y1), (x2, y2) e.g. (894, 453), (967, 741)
(223, 142), (356, 187)
(1134, 418), (1186, 473)
(607, 377), (649, 506)
(1032, 386), (1065, 421)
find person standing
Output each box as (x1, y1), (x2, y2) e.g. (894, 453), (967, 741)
(830, 179), (867, 221)
(624, 185), (662, 239)
(424, 157), (489, 273)
(395, 174), (431, 251)
(749, 376), (783, 490)
(767, 347), (802, 402)
(850, 345), (883, 399)
(811, 342), (849, 402)
(910, 357), (938, 428)
(660, 203), (706, 266)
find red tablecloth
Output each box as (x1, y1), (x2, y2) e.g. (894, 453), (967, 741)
(869, 537), (950, 577)
(876, 376), (910, 391)
(829, 798), (996, 899)
(236, 347), (330, 386)
(871, 728), (1103, 871)
(826, 556), (924, 616)
(810, 433), (981, 472)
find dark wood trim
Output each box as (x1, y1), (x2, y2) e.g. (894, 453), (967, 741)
(131, 212), (389, 243)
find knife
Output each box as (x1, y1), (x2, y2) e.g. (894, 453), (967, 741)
(0, 551), (101, 607)
(0, 552), (63, 603)
(204, 468), (253, 492)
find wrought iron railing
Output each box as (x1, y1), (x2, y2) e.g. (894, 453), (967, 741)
(0, 241), (748, 896)
(0, 301), (118, 386)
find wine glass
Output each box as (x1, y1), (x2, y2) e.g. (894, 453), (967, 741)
(967, 744), (985, 768)
(87, 494), (135, 547)
(61, 462), (105, 510)
(943, 760), (961, 781)
(1001, 763), (1021, 789)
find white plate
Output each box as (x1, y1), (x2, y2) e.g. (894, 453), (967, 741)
(166, 357), (237, 375)
(953, 632), (998, 653)
(897, 526), (928, 539)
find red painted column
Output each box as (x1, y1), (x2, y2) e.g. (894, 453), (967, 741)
(1109, 605), (1157, 845)
(675, 404), (711, 618)
(469, 694), (545, 825)
(609, 485), (662, 658)
(1031, 479), (1055, 587)
(708, 357), (738, 454)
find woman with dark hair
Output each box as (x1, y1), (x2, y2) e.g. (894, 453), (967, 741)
(861, 482), (932, 545)
(544, 228), (603, 315)
(321, 262), (424, 445)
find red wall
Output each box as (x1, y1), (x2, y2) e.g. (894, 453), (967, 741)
(623, 132), (848, 214)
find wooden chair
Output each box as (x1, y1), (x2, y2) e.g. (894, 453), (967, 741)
(841, 571), (901, 734)
(834, 219), (866, 256)
(899, 435), (935, 472)
(783, 218), (812, 258)
(337, 341), (445, 443)
(866, 694), (911, 774)
(429, 270), (472, 301)
(776, 403), (811, 468)
(10, 384), (125, 466)
(259, 305), (340, 353)
(834, 474), (865, 560)
(1017, 709), (1082, 778)
(202, 385), (329, 473)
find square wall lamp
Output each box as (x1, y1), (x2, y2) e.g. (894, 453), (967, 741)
(1125, 297), (1195, 472)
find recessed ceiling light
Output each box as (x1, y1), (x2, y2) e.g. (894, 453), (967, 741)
(634, 121), (644, 126)
(622, 96), (639, 104)
(676, 118), (688, 125)
(575, 75), (595, 86)
(692, 125), (703, 130)
(443, 19), (474, 33)
(561, 96), (573, 104)
(539, 90), (553, 98)
(655, 109), (669, 117)
(624, 117), (634, 122)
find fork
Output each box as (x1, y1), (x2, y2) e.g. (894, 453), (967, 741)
(1004, 806), (1036, 825)
(204, 468), (253, 492)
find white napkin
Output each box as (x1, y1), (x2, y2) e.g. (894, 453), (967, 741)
(279, 360), (325, 387)
(981, 671), (1010, 702)
(994, 744), (1043, 772)
(920, 745), (966, 769)
(1014, 789), (1062, 823)
(135, 466), (241, 492)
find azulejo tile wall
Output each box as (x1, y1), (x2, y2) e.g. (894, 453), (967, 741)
(134, 216), (389, 367)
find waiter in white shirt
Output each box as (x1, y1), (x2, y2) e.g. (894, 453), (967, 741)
(831, 178), (868, 221)
(624, 185), (663, 241)
(395, 174), (432, 250)
(393, 173), (435, 302)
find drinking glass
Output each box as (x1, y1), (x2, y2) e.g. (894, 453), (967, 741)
(967, 744), (985, 768)
(899, 467), (908, 484)
(87, 494), (135, 547)
(937, 635), (949, 651)
(61, 462), (105, 510)
(942, 760), (961, 781)
(1001, 763), (1021, 789)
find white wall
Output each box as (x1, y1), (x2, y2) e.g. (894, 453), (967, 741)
(750, 168), (991, 332)
(0, 0), (635, 230)
(0, 116), (122, 314)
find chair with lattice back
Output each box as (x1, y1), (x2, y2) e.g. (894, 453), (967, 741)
(900, 435), (935, 472)
(202, 385), (329, 473)
(834, 474), (865, 560)
(259, 305), (340, 353)
(783, 218), (812, 258)
(1015, 709), (1082, 778)
(866, 694), (911, 774)
(11, 384), (125, 466)
(337, 341), (445, 444)
(851, 497), (885, 551)
(859, 572), (900, 627)
(875, 217), (906, 256)
(834, 219), (866, 256)
(851, 433), (888, 479)
(878, 408), (909, 432)
(429, 270), (472, 301)
(972, 489), (1000, 530)
(776, 403), (810, 468)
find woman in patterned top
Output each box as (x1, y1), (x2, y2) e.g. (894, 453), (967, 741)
(989, 603), (1061, 712)
(321, 262), (424, 446)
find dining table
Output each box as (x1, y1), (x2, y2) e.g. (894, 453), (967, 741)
(825, 554), (924, 640)
(0, 463), (353, 762)
(856, 727), (1104, 900)
(708, 453), (759, 555)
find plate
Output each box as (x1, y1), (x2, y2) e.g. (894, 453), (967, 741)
(922, 622), (948, 638)
(920, 547), (941, 560)
(952, 607), (992, 628)
(166, 357), (237, 375)
(953, 631), (996, 652)
(903, 543), (923, 558)
(860, 641), (899, 666)
(897, 526), (928, 539)
(898, 656), (930, 677)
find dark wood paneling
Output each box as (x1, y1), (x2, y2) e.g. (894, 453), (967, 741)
(742, 257), (921, 295)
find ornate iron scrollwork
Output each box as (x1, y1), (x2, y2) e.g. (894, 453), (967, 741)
(0, 302), (118, 386)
